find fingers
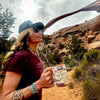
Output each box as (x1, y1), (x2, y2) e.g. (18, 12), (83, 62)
(46, 67), (52, 72)
(44, 67), (53, 75)
(44, 69), (47, 73)
(44, 67), (52, 72)
(44, 67), (54, 83)
(45, 75), (55, 87)
(39, 67), (55, 88)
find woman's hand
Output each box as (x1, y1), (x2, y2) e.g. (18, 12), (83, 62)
(34, 67), (54, 91)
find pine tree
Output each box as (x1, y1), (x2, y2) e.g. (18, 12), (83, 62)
(0, 4), (16, 39)
(68, 34), (87, 60)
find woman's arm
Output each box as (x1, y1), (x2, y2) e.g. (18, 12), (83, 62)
(1, 71), (32, 100)
(1, 67), (53, 100)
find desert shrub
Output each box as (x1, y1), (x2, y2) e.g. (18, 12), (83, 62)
(58, 43), (64, 49)
(68, 82), (74, 89)
(80, 29), (90, 37)
(54, 49), (59, 54)
(53, 42), (56, 44)
(88, 38), (92, 43)
(83, 80), (100, 100)
(62, 33), (68, 38)
(66, 46), (69, 50)
(80, 60), (88, 70)
(66, 50), (100, 100)
(43, 37), (51, 44)
(49, 45), (55, 52)
(64, 56), (70, 64)
(53, 53), (62, 64)
(72, 67), (83, 79)
(69, 62), (77, 68)
(80, 30), (86, 37)
(80, 50), (100, 73)
(80, 50), (100, 80)
(47, 53), (62, 65)
(81, 50), (100, 100)
(47, 53), (53, 61)
(72, 46), (87, 60)
(38, 52), (46, 61)
(64, 57), (78, 68)
(42, 48), (46, 54)
(84, 50), (100, 64)
(47, 45), (50, 48)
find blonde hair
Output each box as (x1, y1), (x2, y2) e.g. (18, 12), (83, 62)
(2, 28), (34, 73)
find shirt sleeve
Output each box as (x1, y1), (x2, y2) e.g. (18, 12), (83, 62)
(6, 53), (26, 74)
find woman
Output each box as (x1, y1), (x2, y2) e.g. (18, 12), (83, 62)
(0, 20), (54, 100)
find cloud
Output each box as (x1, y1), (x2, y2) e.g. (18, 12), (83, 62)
(0, 0), (99, 37)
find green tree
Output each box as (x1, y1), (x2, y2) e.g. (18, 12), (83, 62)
(0, 37), (13, 54)
(47, 53), (62, 65)
(0, 38), (15, 70)
(68, 34), (87, 60)
(0, 4), (16, 39)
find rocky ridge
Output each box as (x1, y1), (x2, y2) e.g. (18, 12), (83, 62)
(38, 15), (100, 68)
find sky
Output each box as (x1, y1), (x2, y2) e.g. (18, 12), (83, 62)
(0, 0), (100, 38)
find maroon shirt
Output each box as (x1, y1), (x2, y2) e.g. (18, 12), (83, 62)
(7, 49), (43, 100)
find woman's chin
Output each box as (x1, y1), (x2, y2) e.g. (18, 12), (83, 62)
(39, 39), (43, 43)
(34, 40), (43, 43)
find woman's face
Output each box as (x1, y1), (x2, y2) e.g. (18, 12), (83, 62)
(28, 29), (43, 44)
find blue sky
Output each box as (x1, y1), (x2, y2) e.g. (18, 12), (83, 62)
(0, 0), (100, 38)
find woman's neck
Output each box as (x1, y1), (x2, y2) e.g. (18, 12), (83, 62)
(28, 43), (38, 53)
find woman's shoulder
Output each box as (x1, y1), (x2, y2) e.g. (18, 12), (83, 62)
(14, 49), (33, 58)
